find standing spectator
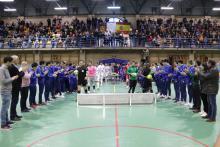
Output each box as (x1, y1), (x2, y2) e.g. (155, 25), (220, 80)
(20, 61), (31, 112)
(200, 63), (209, 118)
(0, 56), (18, 129)
(8, 55), (25, 121)
(198, 60), (219, 122)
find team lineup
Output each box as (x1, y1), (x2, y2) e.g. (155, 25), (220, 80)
(0, 55), (219, 131)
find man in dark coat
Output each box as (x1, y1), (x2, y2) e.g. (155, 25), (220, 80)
(198, 60), (219, 122)
(8, 55), (25, 121)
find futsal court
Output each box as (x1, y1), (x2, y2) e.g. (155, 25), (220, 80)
(0, 82), (219, 147)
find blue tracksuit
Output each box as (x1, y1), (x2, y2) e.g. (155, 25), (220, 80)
(29, 69), (37, 105)
(187, 66), (195, 103)
(172, 67), (180, 101)
(54, 66), (61, 95)
(44, 66), (53, 101)
(36, 65), (45, 103)
(161, 64), (172, 96)
(178, 64), (188, 102)
(68, 66), (77, 92)
(154, 66), (162, 93)
(59, 67), (65, 93)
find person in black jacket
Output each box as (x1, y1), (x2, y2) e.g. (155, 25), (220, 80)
(200, 63), (209, 118)
(140, 63), (153, 93)
(198, 60), (219, 122)
(8, 55), (25, 121)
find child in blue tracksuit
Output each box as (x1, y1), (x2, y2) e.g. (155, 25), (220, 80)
(68, 66), (77, 93)
(178, 61), (188, 103)
(187, 61), (195, 105)
(54, 63), (62, 96)
(173, 62), (180, 102)
(154, 64), (162, 94)
(36, 61), (46, 105)
(60, 62), (66, 93)
(29, 63), (38, 107)
(44, 62), (53, 102)
(161, 60), (173, 98)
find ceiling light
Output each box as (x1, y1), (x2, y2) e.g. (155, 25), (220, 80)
(212, 7), (220, 11)
(107, 6), (121, 9)
(161, 6), (174, 10)
(0, 0), (14, 2)
(4, 8), (16, 12)
(54, 7), (67, 10)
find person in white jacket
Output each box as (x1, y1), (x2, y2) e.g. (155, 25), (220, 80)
(96, 63), (105, 88)
(104, 64), (112, 83)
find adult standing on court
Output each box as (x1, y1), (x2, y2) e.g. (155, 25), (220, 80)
(87, 61), (97, 93)
(20, 61), (32, 112)
(198, 60), (219, 122)
(0, 56), (18, 129)
(127, 61), (138, 93)
(8, 55), (25, 121)
(77, 60), (88, 94)
(141, 63), (153, 93)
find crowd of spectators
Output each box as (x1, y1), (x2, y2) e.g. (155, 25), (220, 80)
(0, 16), (220, 49)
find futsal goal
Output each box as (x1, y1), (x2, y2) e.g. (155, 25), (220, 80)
(77, 93), (156, 106)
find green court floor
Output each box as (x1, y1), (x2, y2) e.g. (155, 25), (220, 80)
(0, 82), (219, 147)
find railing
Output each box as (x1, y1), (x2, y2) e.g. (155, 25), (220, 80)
(0, 37), (220, 49)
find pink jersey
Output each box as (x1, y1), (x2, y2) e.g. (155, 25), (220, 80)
(87, 66), (96, 77)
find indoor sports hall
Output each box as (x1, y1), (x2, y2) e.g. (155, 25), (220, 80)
(0, 0), (220, 147)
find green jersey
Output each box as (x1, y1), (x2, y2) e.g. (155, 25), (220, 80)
(127, 66), (138, 80)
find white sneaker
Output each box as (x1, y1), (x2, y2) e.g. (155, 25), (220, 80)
(177, 101), (182, 104)
(201, 112), (207, 117)
(184, 103), (189, 106)
(189, 103), (193, 108)
(199, 111), (204, 115)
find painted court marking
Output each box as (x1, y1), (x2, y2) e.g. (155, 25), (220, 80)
(26, 125), (209, 147)
(27, 106), (209, 147)
(115, 107), (120, 147)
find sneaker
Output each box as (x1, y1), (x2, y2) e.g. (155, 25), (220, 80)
(7, 121), (15, 125)
(59, 95), (65, 98)
(189, 103), (194, 108)
(199, 111), (204, 115)
(206, 119), (216, 122)
(201, 112), (207, 117)
(31, 105), (37, 109)
(1, 125), (12, 130)
(21, 109), (30, 113)
(202, 116), (209, 119)
(11, 117), (21, 121)
(16, 115), (22, 119)
(174, 100), (179, 103)
(193, 110), (200, 113)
